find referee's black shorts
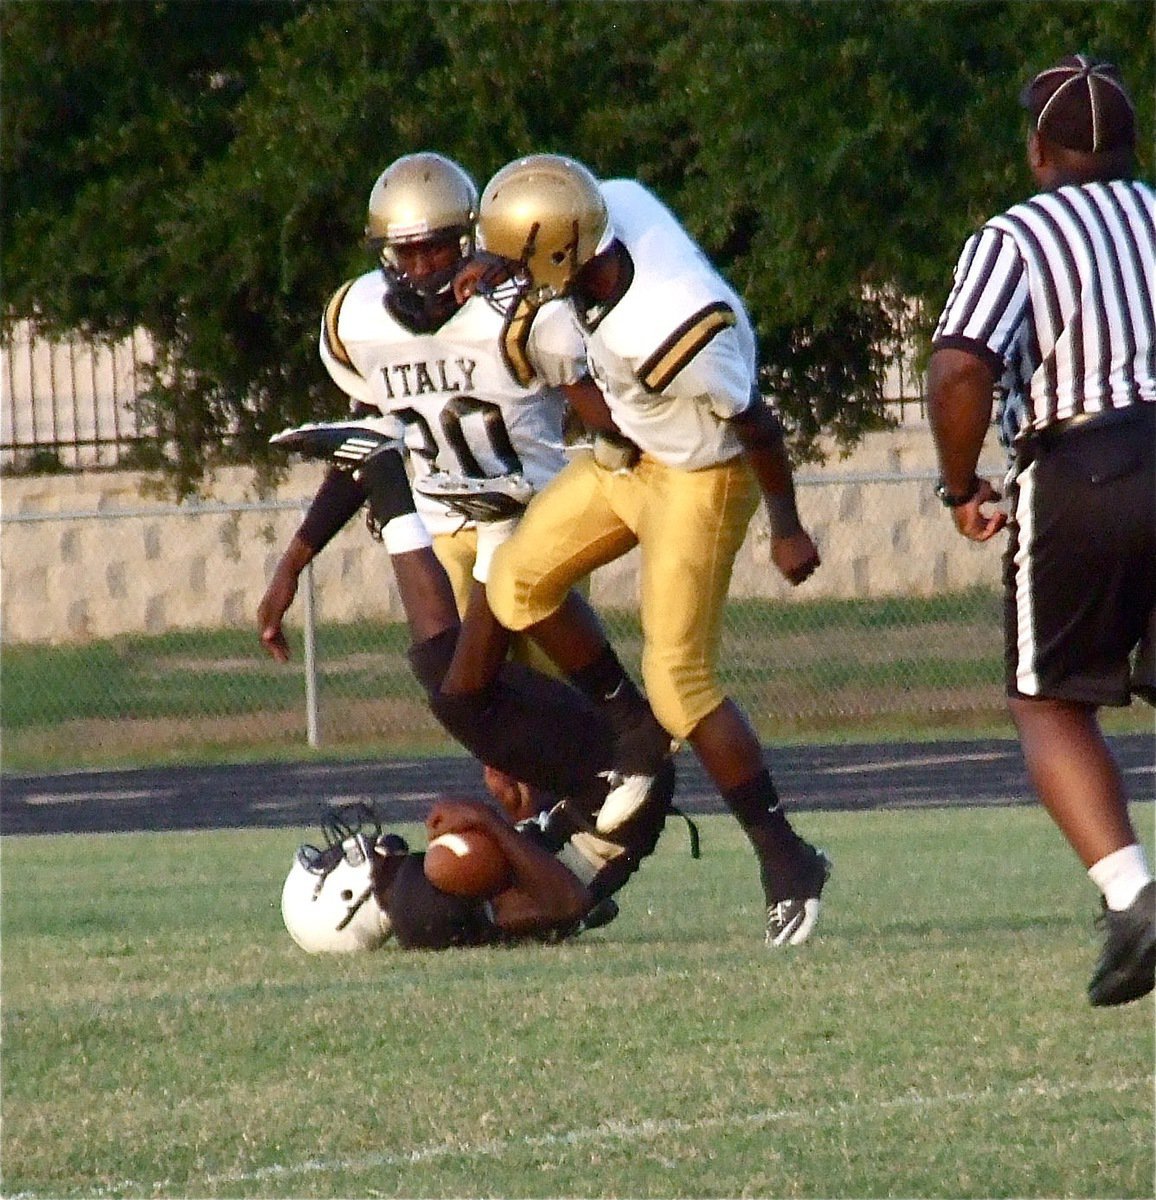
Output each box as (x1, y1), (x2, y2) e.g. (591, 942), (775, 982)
(1003, 404), (1156, 706)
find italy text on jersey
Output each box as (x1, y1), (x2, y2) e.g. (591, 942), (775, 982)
(319, 273), (586, 534)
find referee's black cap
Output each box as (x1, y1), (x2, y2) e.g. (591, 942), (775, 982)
(1021, 54), (1136, 154)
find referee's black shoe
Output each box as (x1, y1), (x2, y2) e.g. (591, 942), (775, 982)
(1088, 881), (1156, 1007)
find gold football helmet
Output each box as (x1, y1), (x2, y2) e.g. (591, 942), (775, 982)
(477, 154), (612, 307)
(365, 152), (478, 300)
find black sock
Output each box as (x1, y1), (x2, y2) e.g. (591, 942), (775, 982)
(722, 771), (810, 902)
(569, 646), (672, 773)
(570, 645), (647, 727)
(570, 644), (641, 703)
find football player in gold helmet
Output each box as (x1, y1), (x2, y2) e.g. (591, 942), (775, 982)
(260, 153), (673, 840)
(259, 150), (582, 687)
(363, 150), (478, 327)
(476, 154), (831, 947)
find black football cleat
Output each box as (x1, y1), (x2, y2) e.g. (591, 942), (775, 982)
(269, 420), (401, 469)
(271, 420), (416, 535)
(1088, 881), (1156, 1007)
(576, 896), (620, 933)
(765, 845), (832, 947)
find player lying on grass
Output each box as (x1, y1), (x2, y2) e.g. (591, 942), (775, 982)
(281, 777), (692, 952)
(269, 430), (694, 951)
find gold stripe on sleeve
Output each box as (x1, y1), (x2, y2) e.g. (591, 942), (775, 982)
(322, 280), (358, 370)
(638, 301), (736, 393)
(500, 296), (538, 387)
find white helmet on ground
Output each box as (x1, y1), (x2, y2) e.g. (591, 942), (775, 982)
(281, 804), (404, 954)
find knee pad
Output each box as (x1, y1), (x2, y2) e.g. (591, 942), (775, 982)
(483, 550), (529, 631)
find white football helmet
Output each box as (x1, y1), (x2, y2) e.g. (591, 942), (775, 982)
(477, 154), (613, 308)
(365, 152), (478, 301)
(281, 804), (404, 954)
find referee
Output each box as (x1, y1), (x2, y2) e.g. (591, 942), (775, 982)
(927, 54), (1155, 1007)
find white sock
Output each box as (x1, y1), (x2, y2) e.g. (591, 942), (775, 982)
(1088, 844), (1152, 911)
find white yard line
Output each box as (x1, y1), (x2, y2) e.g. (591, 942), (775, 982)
(11, 1073), (1148, 1198)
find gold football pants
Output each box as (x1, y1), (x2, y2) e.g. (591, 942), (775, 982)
(487, 452), (759, 738)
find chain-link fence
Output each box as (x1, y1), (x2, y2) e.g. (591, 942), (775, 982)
(1, 464), (1030, 773)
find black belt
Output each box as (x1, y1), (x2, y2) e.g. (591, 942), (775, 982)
(1015, 403), (1154, 465)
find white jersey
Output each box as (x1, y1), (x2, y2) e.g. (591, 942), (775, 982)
(578, 180), (757, 470)
(319, 271), (586, 534)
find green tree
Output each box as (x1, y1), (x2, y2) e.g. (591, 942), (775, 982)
(3, 1), (1151, 491)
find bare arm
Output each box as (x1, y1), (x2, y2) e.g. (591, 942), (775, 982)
(730, 398), (820, 586)
(258, 534), (315, 662)
(926, 347), (1007, 543)
(257, 467), (367, 660)
(452, 252), (516, 304)
(559, 376), (620, 436)
(425, 799), (591, 934)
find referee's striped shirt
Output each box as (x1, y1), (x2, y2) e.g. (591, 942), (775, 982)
(933, 178), (1156, 442)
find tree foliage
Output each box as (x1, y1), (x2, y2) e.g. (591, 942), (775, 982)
(2, 0), (1151, 492)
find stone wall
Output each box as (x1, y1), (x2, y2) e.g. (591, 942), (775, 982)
(0, 429), (1006, 644)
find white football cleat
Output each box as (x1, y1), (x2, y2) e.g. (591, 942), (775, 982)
(415, 470), (535, 521)
(595, 759), (676, 834)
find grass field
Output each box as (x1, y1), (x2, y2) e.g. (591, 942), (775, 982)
(3, 804), (1153, 1199)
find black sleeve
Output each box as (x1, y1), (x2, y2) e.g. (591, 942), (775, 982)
(296, 468), (368, 553)
(385, 854), (500, 950)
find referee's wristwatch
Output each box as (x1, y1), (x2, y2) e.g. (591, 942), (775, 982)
(934, 475), (981, 508)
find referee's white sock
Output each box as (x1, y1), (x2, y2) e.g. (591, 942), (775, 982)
(1088, 844), (1152, 911)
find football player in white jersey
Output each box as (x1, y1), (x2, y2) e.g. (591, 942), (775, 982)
(260, 152), (584, 658)
(474, 154), (831, 947)
(259, 153), (674, 824)
(318, 157), (585, 591)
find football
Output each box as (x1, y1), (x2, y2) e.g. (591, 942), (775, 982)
(425, 829), (512, 898)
